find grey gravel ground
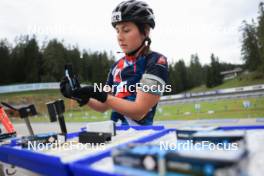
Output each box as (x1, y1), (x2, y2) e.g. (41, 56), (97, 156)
(2, 118), (263, 136)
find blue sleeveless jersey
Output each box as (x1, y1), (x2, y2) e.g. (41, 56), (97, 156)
(106, 51), (168, 125)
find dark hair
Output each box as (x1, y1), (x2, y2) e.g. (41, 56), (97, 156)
(135, 22), (149, 36)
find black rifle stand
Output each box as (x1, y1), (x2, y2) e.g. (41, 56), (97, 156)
(46, 99), (67, 134)
(1, 102), (36, 136)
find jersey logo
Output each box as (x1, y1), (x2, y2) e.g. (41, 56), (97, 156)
(156, 56), (167, 65)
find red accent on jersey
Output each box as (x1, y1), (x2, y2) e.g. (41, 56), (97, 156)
(116, 91), (131, 98)
(114, 59), (125, 83)
(157, 56), (167, 65)
(125, 55), (136, 62)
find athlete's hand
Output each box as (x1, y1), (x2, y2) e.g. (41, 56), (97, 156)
(72, 85), (108, 103)
(59, 77), (89, 106)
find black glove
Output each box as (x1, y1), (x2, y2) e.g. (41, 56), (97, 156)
(60, 77), (73, 98)
(60, 77), (89, 106)
(72, 85), (108, 103)
(60, 78), (108, 106)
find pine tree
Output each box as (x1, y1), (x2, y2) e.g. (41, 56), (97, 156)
(42, 39), (67, 81)
(24, 37), (41, 82)
(0, 39), (12, 85)
(173, 60), (188, 93)
(187, 54), (204, 88)
(257, 2), (264, 73)
(206, 54), (223, 87)
(241, 21), (261, 71)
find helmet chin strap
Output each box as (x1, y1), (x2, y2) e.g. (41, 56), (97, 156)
(126, 37), (151, 56)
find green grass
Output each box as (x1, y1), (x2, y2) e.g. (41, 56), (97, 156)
(0, 89), (113, 122)
(154, 97), (264, 121)
(8, 97), (264, 123)
(0, 89), (65, 114)
(190, 72), (264, 93)
(11, 109), (112, 123)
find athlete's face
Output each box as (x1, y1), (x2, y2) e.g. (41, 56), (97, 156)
(115, 22), (145, 54)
